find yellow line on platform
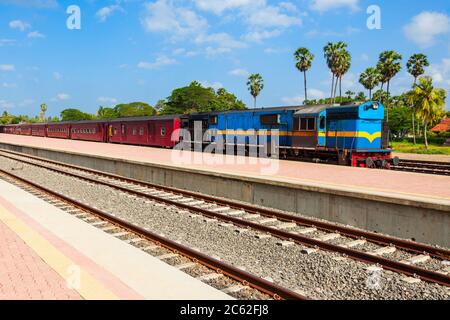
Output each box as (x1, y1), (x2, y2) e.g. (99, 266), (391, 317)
(0, 204), (119, 300)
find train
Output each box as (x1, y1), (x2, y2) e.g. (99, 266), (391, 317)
(0, 101), (399, 168)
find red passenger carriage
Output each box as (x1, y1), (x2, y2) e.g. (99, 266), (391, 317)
(46, 123), (71, 139)
(31, 124), (47, 137)
(107, 116), (182, 148)
(70, 121), (107, 142)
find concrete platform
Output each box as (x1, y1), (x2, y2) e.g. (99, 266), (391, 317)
(0, 134), (449, 247)
(0, 177), (232, 300)
(393, 152), (450, 163)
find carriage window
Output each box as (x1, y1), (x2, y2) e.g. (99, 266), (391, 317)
(319, 116), (325, 130)
(260, 114), (280, 125)
(113, 128), (118, 135)
(132, 128), (137, 135)
(121, 125), (126, 134)
(210, 116), (218, 125)
(161, 127), (166, 136)
(139, 128), (144, 136)
(299, 117), (316, 131)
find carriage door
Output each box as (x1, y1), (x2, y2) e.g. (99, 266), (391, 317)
(317, 112), (326, 147)
(148, 122), (155, 144)
(121, 124), (126, 142)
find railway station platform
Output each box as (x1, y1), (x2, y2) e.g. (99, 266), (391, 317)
(0, 177), (232, 300)
(0, 134), (449, 247)
(393, 152), (450, 163)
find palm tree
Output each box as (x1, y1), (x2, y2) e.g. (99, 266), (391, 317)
(294, 47), (314, 102)
(39, 103), (47, 122)
(409, 77), (446, 149)
(359, 67), (380, 100)
(377, 50), (402, 121)
(336, 50), (351, 100)
(247, 74), (264, 108)
(345, 90), (355, 99)
(407, 53), (430, 144)
(324, 41), (347, 101)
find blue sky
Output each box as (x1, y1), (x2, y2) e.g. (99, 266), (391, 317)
(0, 0), (449, 117)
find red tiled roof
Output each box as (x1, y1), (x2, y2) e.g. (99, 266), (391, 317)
(431, 117), (450, 132)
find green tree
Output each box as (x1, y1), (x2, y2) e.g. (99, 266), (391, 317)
(323, 41), (348, 101)
(113, 102), (156, 118)
(336, 50), (351, 99)
(60, 109), (94, 121)
(154, 99), (167, 114)
(345, 90), (355, 99)
(97, 106), (118, 119)
(162, 81), (218, 114)
(377, 50), (402, 120)
(388, 106), (412, 139)
(247, 74), (264, 108)
(212, 88), (246, 111)
(409, 77), (446, 149)
(359, 67), (380, 100)
(407, 53), (430, 144)
(294, 47), (314, 102)
(355, 92), (367, 101)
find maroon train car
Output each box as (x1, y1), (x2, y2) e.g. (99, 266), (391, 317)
(46, 123), (71, 139)
(107, 116), (182, 148)
(31, 124), (47, 137)
(71, 121), (107, 142)
(19, 124), (32, 135)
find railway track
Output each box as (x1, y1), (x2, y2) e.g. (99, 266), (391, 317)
(0, 167), (307, 300)
(393, 159), (450, 176)
(0, 149), (449, 289)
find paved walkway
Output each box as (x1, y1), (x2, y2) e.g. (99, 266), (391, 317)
(0, 178), (232, 300)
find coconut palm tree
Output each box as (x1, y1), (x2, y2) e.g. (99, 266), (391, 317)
(247, 74), (264, 108)
(407, 53), (430, 144)
(409, 77), (446, 149)
(294, 47), (314, 102)
(39, 103), (47, 122)
(359, 67), (380, 100)
(324, 41), (347, 101)
(336, 50), (351, 100)
(376, 50), (402, 120)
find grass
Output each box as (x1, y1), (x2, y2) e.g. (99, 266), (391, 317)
(391, 141), (450, 155)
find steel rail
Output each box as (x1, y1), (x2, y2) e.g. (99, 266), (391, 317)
(0, 167), (307, 300)
(1, 149), (449, 260)
(1, 152), (449, 287)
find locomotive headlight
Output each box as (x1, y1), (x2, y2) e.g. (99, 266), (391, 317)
(372, 102), (379, 110)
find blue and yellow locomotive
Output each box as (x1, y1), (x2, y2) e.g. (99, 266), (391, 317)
(204, 101), (397, 168)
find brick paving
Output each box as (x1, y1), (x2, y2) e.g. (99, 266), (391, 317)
(0, 220), (81, 300)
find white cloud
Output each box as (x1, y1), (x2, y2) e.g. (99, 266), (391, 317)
(9, 20), (30, 31)
(229, 68), (249, 77)
(1, 0), (57, 8)
(141, 0), (208, 39)
(279, 2), (298, 13)
(138, 55), (177, 69)
(2, 82), (17, 88)
(199, 81), (223, 90)
(427, 58), (450, 86)
(246, 4), (301, 28)
(195, 32), (246, 49)
(0, 64), (15, 71)
(53, 72), (62, 80)
(97, 97), (118, 105)
(242, 29), (281, 42)
(205, 46), (231, 57)
(0, 39), (16, 46)
(27, 31), (45, 38)
(194, 0), (255, 15)
(96, 5), (123, 22)
(0, 100), (15, 109)
(403, 12), (450, 48)
(282, 89), (326, 104)
(18, 99), (34, 107)
(361, 53), (369, 61)
(309, 0), (359, 12)
(53, 93), (70, 101)
(172, 48), (186, 55)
